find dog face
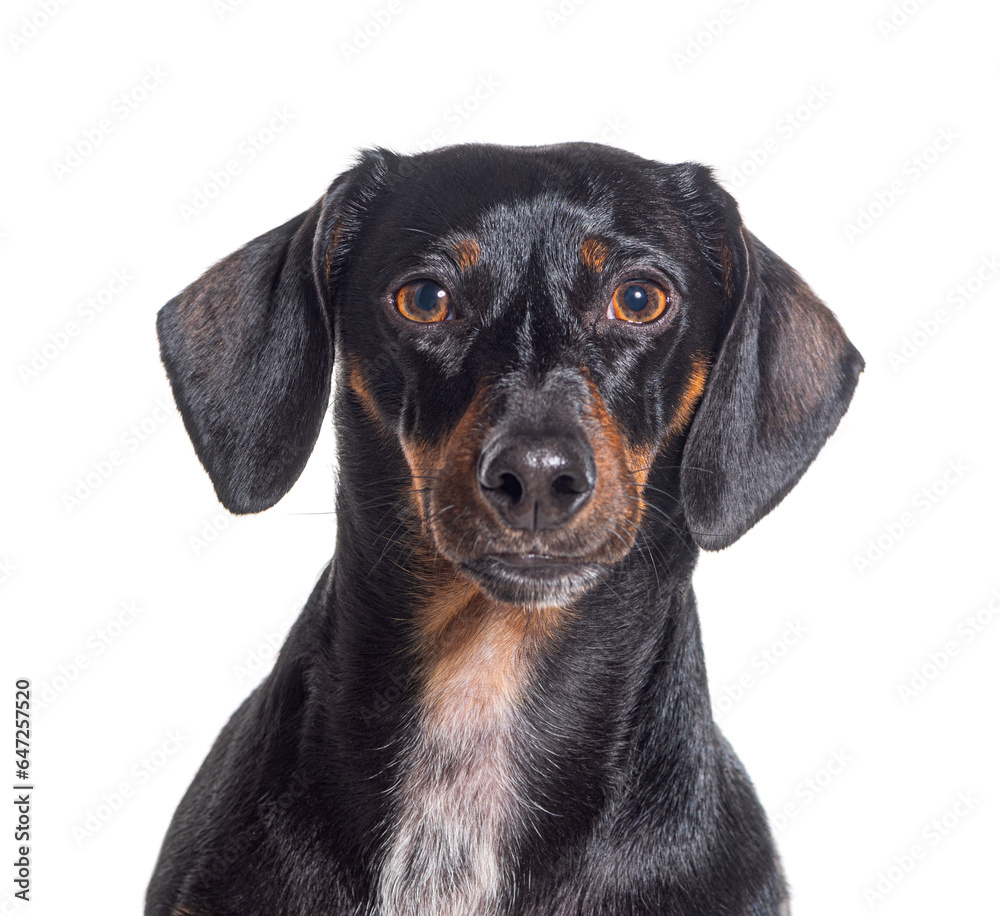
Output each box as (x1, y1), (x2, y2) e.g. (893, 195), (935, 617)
(158, 143), (862, 608)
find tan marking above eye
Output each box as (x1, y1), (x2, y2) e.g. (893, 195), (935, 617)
(396, 280), (451, 323)
(581, 237), (611, 272)
(607, 281), (670, 323)
(451, 237), (480, 271)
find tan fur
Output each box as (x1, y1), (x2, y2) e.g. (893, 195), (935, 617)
(668, 355), (711, 437)
(346, 358), (386, 431)
(580, 236), (611, 272)
(451, 237), (480, 271)
(379, 579), (565, 916)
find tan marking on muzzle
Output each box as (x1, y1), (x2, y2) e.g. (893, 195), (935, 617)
(580, 376), (654, 528)
(400, 385), (491, 543)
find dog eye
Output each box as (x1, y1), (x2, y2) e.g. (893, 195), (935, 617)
(607, 281), (669, 324)
(395, 280), (452, 323)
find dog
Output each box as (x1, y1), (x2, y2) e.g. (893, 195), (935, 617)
(147, 142), (862, 916)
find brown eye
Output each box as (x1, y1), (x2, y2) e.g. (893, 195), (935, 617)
(395, 280), (451, 323)
(607, 281), (669, 323)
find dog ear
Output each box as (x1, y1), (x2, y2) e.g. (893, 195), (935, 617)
(680, 188), (864, 550)
(157, 161), (379, 514)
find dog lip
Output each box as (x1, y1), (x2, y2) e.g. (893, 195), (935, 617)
(493, 554), (584, 568)
(461, 555), (607, 606)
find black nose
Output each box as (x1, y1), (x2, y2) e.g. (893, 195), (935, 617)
(477, 435), (596, 532)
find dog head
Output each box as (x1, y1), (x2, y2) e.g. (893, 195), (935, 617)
(158, 143), (862, 607)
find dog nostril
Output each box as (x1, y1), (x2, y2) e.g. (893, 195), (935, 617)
(551, 474), (583, 498)
(497, 472), (523, 504)
(478, 434), (595, 532)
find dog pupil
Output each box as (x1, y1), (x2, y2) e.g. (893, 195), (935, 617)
(415, 282), (442, 311)
(625, 285), (647, 311)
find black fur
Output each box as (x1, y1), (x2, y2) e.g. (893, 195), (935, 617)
(148, 142), (862, 915)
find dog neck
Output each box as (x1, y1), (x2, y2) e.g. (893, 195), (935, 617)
(316, 411), (716, 913)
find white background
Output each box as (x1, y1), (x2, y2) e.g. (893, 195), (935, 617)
(3, 0), (999, 913)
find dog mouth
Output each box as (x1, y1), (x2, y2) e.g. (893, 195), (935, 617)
(493, 553), (586, 568)
(459, 553), (607, 607)
(403, 380), (648, 608)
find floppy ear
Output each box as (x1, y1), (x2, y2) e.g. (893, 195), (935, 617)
(157, 168), (368, 514)
(680, 217), (864, 551)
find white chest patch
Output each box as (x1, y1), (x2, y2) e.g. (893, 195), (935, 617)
(377, 614), (535, 916)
